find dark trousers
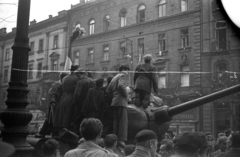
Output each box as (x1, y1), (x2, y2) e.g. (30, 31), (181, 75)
(135, 89), (150, 108)
(113, 106), (128, 141)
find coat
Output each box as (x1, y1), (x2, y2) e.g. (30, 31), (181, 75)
(133, 63), (158, 94)
(126, 146), (150, 157)
(64, 141), (114, 157)
(54, 73), (78, 128)
(81, 87), (106, 120)
(222, 148), (240, 157)
(73, 77), (94, 117)
(106, 73), (128, 108)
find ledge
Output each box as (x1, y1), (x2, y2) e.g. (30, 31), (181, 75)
(178, 47), (191, 53)
(86, 63), (94, 67)
(37, 50), (44, 54)
(100, 60), (110, 64)
(117, 57), (127, 62)
(155, 50), (168, 57)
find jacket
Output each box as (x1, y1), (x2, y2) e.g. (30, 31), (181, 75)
(64, 141), (114, 157)
(106, 73), (128, 107)
(133, 63), (158, 94)
(126, 146), (150, 157)
(222, 148), (240, 157)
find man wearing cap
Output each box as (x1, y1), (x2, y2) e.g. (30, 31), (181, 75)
(223, 131), (240, 157)
(72, 68), (94, 135)
(54, 65), (79, 134)
(127, 129), (158, 157)
(54, 128), (79, 157)
(81, 78), (105, 121)
(212, 136), (228, 157)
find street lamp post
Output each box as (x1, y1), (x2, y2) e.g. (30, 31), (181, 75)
(0, 0), (34, 156)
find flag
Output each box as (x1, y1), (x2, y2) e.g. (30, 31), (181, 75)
(64, 45), (72, 71)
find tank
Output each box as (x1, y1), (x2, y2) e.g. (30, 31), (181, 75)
(126, 84), (240, 142)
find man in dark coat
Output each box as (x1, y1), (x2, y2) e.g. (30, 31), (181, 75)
(37, 72), (68, 137)
(81, 78), (105, 121)
(133, 54), (158, 109)
(222, 131), (240, 157)
(72, 68), (94, 135)
(54, 65), (79, 133)
(106, 64), (130, 146)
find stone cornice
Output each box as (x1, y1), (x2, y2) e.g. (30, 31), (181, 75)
(72, 9), (200, 46)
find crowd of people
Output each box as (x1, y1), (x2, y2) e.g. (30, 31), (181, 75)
(29, 54), (240, 157)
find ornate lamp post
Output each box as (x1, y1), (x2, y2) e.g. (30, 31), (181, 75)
(0, 0), (34, 156)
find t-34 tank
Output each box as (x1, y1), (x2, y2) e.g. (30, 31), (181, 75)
(125, 84), (240, 143)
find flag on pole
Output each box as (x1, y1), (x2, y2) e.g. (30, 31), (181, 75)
(64, 45), (72, 71)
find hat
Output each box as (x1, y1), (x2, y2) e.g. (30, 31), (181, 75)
(74, 68), (85, 74)
(0, 141), (15, 157)
(135, 130), (157, 143)
(70, 65), (79, 72)
(95, 78), (104, 87)
(54, 128), (79, 144)
(217, 136), (228, 145)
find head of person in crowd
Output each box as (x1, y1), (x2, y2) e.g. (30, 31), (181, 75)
(104, 134), (118, 150)
(135, 129), (158, 157)
(143, 54), (153, 64)
(165, 130), (174, 140)
(42, 139), (60, 157)
(227, 131), (240, 149)
(59, 72), (68, 82)
(54, 128), (79, 155)
(0, 141), (15, 157)
(198, 132), (213, 157)
(205, 132), (213, 141)
(217, 136), (228, 152)
(80, 118), (103, 143)
(74, 68), (86, 80)
(124, 144), (136, 156)
(95, 78), (104, 88)
(85, 68), (92, 78)
(173, 132), (202, 157)
(218, 132), (226, 139)
(159, 139), (174, 157)
(119, 64), (130, 75)
(224, 129), (232, 137)
(70, 65), (79, 74)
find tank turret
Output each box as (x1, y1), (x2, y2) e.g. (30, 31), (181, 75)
(126, 84), (240, 142)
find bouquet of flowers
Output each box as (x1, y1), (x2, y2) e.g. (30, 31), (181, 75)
(70, 25), (86, 42)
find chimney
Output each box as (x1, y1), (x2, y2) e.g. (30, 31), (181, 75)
(12, 27), (16, 33)
(0, 28), (7, 34)
(30, 19), (37, 26)
(58, 10), (67, 16)
(49, 15), (53, 19)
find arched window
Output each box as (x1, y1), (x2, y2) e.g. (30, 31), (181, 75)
(119, 9), (127, 27)
(215, 21), (227, 51)
(138, 4), (146, 23)
(89, 19), (95, 35)
(159, 0), (166, 17)
(104, 15), (110, 31)
(74, 52), (80, 65)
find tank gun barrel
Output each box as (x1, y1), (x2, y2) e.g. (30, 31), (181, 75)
(168, 84), (240, 117)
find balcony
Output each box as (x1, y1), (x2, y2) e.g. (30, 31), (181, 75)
(211, 40), (230, 53)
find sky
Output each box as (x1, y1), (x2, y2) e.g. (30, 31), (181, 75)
(0, 0), (79, 33)
(0, 0), (240, 33)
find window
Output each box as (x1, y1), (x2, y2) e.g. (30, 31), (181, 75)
(138, 5), (146, 23)
(216, 21), (227, 51)
(30, 42), (34, 55)
(120, 9), (127, 27)
(138, 38), (144, 55)
(104, 15), (110, 31)
(159, 0), (166, 17)
(53, 35), (59, 49)
(28, 64), (33, 79)
(74, 52), (80, 65)
(181, 0), (188, 12)
(103, 45), (109, 61)
(38, 39), (44, 52)
(181, 29), (189, 48)
(3, 68), (8, 82)
(89, 19), (95, 35)
(37, 62), (42, 78)
(158, 68), (166, 89)
(88, 48), (94, 63)
(181, 65), (189, 87)
(52, 60), (58, 71)
(5, 48), (10, 60)
(120, 42), (126, 58)
(158, 34), (166, 55)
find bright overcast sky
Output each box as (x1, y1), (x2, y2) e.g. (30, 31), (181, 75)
(0, 0), (79, 33)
